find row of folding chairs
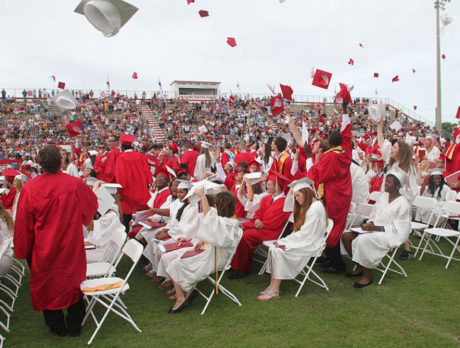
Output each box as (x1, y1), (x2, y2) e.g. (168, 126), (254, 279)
(0, 238), (27, 347)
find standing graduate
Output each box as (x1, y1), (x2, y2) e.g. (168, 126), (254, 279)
(115, 134), (153, 231)
(307, 106), (352, 273)
(104, 135), (121, 183)
(14, 145), (98, 337)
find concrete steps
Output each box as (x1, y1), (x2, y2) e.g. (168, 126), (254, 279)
(140, 105), (167, 143)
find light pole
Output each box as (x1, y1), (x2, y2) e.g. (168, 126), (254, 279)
(434, 0), (450, 132)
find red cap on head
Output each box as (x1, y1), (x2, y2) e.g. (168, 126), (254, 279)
(169, 142), (178, 154)
(267, 170), (291, 189)
(156, 169), (171, 181)
(248, 160), (260, 169)
(120, 133), (135, 146)
(375, 160), (384, 167)
(2, 169), (19, 180)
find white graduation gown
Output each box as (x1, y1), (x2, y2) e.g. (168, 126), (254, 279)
(265, 200), (327, 279)
(351, 162), (369, 204)
(85, 207), (125, 263)
(165, 208), (243, 292)
(352, 193), (411, 269)
(194, 154), (215, 181)
(416, 185), (457, 223)
(0, 219), (13, 276)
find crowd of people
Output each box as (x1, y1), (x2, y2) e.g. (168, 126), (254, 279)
(1, 89), (459, 337)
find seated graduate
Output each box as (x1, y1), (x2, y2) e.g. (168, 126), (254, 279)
(237, 174), (268, 219)
(257, 178), (328, 300)
(84, 181), (125, 263)
(165, 189), (242, 313)
(341, 170), (411, 288)
(229, 171), (291, 279)
(0, 201), (14, 276)
(416, 168), (456, 223)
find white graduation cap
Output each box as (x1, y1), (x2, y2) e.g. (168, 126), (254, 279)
(177, 180), (191, 190)
(185, 180), (226, 205)
(0, 176), (4, 185)
(0, 188), (6, 195)
(74, 0), (138, 38)
(84, 177), (98, 186)
(14, 173), (30, 184)
(429, 168), (444, 177)
(389, 121), (402, 132)
(95, 186), (115, 215)
(387, 168), (408, 187)
(53, 90), (78, 110)
(243, 172), (262, 185)
(368, 104), (385, 123)
(198, 125), (207, 134)
(283, 177), (315, 212)
(405, 134), (416, 146)
(101, 182), (122, 194)
(88, 150), (98, 156)
(200, 141), (212, 149)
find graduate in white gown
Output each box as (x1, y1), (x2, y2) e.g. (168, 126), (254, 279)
(165, 189), (242, 313)
(85, 205), (125, 263)
(257, 178), (328, 301)
(341, 171), (411, 288)
(0, 201), (13, 276)
(193, 142), (215, 181)
(237, 175), (268, 219)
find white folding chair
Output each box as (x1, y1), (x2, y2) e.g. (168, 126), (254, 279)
(375, 246), (407, 285)
(81, 239), (143, 345)
(418, 201), (460, 269)
(86, 228), (127, 278)
(293, 218), (334, 296)
(410, 196), (438, 256)
(195, 237), (243, 315)
(345, 202), (357, 230)
(368, 191), (381, 203)
(256, 217), (292, 275)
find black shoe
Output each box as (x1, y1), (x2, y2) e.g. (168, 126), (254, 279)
(185, 289), (199, 305)
(49, 327), (67, 337)
(67, 328), (81, 337)
(353, 280), (373, 289)
(315, 256), (329, 264)
(228, 270), (247, 279)
(168, 300), (189, 314)
(399, 250), (412, 260)
(322, 265), (345, 274)
(345, 271), (363, 278)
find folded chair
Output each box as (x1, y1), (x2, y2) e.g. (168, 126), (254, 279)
(81, 239), (143, 345)
(418, 201), (460, 269)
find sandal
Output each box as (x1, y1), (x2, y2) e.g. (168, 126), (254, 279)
(259, 288), (281, 295)
(256, 291), (280, 301)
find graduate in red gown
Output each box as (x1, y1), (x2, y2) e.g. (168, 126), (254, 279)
(234, 141), (255, 165)
(14, 145), (98, 337)
(115, 134), (153, 230)
(104, 135), (121, 183)
(157, 142), (180, 175)
(229, 171), (291, 278)
(92, 143), (108, 180)
(307, 110), (352, 273)
(369, 160), (385, 193)
(270, 136), (293, 187)
(145, 144), (161, 175)
(180, 142), (199, 177)
(0, 170), (17, 210)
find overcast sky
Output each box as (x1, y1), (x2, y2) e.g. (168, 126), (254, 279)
(0, 0), (458, 124)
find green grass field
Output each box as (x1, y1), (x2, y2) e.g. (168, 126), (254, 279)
(5, 240), (460, 348)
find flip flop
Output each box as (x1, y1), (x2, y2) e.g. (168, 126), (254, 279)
(256, 291), (280, 301)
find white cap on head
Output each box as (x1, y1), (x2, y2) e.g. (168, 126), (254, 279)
(89, 150), (98, 156)
(74, 0), (138, 38)
(200, 141), (212, 149)
(425, 134), (434, 141)
(387, 169), (407, 187)
(289, 177), (315, 193)
(429, 168), (444, 177)
(177, 181), (190, 190)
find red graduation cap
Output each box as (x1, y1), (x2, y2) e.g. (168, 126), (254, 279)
(442, 54), (446, 60)
(335, 83), (352, 104)
(280, 84), (293, 101)
(132, 72), (138, 79)
(456, 106), (460, 119)
(267, 170), (290, 189)
(65, 120), (84, 138)
(412, 68), (416, 74)
(312, 69), (332, 90)
(57, 81), (66, 89)
(226, 37), (237, 47)
(413, 105), (417, 111)
(248, 160), (260, 169)
(2, 169), (20, 180)
(270, 94), (284, 116)
(359, 43), (364, 47)
(348, 58), (354, 66)
(392, 75), (399, 82)
(229, 94), (236, 101)
(373, 73), (379, 78)
(120, 133), (135, 146)
(187, 0), (194, 4)
(198, 10), (209, 17)
(374, 159), (384, 167)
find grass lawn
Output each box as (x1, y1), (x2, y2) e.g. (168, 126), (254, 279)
(4, 239), (460, 348)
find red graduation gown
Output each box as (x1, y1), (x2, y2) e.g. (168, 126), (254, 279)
(93, 153), (107, 180)
(180, 150), (199, 176)
(307, 124), (352, 248)
(231, 195), (290, 273)
(104, 148), (121, 183)
(14, 171), (98, 311)
(232, 186), (247, 219)
(370, 174), (384, 193)
(115, 150), (153, 214)
(0, 187), (16, 210)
